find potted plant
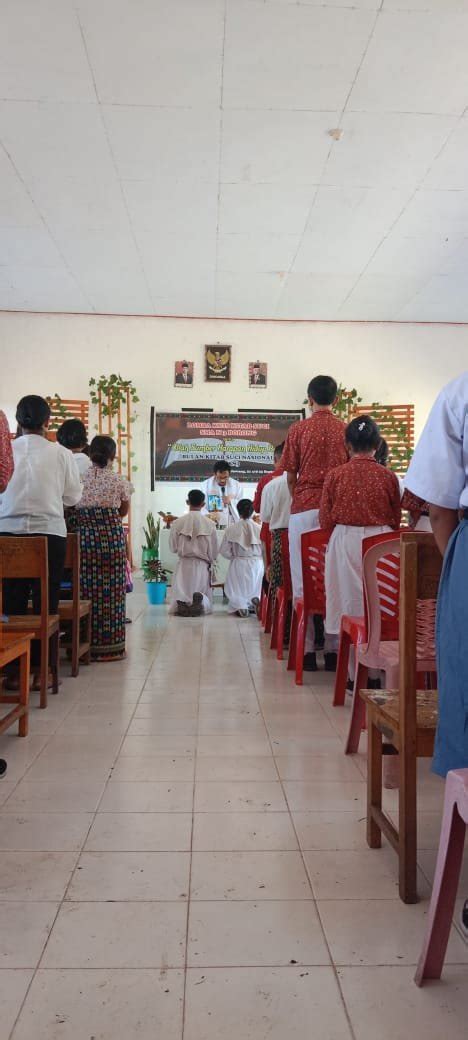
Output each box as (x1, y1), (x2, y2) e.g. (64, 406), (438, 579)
(143, 557), (170, 605)
(142, 512), (160, 567)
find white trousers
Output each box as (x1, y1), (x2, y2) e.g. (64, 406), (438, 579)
(288, 508), (320, 603)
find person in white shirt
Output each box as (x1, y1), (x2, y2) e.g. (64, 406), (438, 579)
(220, 500), (263, 617)
(56, 418), (91, 479)
(0, 395), (82, 682)
(259, 469), (291, 594)
(202, 460), (243, 527)
(405, 371), (468, 780)
(169, 490), (219, 616)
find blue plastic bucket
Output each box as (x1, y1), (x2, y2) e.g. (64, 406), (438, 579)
(146, 582), (167, 605)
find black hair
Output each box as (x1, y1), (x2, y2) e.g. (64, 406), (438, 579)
(56, 418), (88, 451)
(237, 498), (254, 519)
(274, 441), (284, 459)
(89, 434), (116, 469)
(307, 375), (338, 407)
(374, 438), (389, 467)
(188, 489), (205, 507)
(213, 460), (231, 474)
(345, 415), (380, 453)
(16, 395), (50, 431)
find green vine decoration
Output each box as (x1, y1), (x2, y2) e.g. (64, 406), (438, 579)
(46, 394), (74, 432)
(89, 374), (139, 471)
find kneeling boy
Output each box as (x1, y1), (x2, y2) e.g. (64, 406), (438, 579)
(168, 490), (218, 616)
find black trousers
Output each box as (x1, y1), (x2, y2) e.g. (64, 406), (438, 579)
(0, 532), (67, 665)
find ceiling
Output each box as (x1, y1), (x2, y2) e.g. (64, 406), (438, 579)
(2, 0), (468, 321)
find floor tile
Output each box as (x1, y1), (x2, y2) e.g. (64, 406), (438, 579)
(188, 900), (329, 967)
(0, 969), (33, 1040)
(119, 734), (196, 756)
(283, 781), (366, 812)
(0, 783), (16, 807)
(85, 812), (192, 851)
(11, 969), (184, 1040)
(292, 812), (368, 851)
(0, 852), (78, 901)
(0, 813), (93, 851)
(190, 851), (312, 901)
(42, 902), (187, 968)
(184, 967), (352, 1040)
(68, 851), (190, 901)
(275, 755), (364, 782)
(195, 756), (277, 781)
(3, 781), (105, 814)
(0, 903), (58, 967)
(197, 734), (272, 757)
(338, 965), (468, 1040)
(304, 848), (404, 900)
(192, 813), (298, 852)
(99, 781), (193, 812)
(194, 781), (287, 812)
(110, 756), (195, 781)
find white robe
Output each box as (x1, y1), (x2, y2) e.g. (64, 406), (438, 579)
(168, 512), (218, 614)
(202, 475), (243, 527)
(220, 519), (263, 613)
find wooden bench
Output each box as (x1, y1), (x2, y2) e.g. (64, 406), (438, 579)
(0, 630), (33, 736)
(0, 535), (60, 709)
(360, 532), (442, 904)
(58, 532), (91, 676)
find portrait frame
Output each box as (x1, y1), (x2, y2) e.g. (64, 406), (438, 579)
(174, 360), (194, 388)
(249, 361), (268, 388)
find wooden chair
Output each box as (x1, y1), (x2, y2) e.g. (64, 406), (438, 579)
(0, 630), (33, 736)
(360, 532), (442, 903)
(270, 530), (292, 661)
(0, 536), (60, 709)
(415, 768), (468, 984)
(58, 532), (91, 676)
(287, 530), (329, 686)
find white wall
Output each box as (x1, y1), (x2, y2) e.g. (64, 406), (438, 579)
(1, 311), (467, 558)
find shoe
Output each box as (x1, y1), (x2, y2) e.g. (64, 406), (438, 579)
(303, 652), (317, 672)
(190, 593), (205, 617)
(237, 609), (250, 618)
(324, 652), (338, 672)
(0, 760), (7, 778)
(367, 677), (382, 690)
(461, 900), (468, 942)
(313, 614), (325, 650)
(176, 601), (191, 617)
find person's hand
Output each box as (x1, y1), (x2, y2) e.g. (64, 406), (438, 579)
(208, 512), (220, 523)
(223, 493), (234, 505)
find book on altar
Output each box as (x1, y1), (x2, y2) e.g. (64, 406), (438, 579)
(207, 493), (222, 513)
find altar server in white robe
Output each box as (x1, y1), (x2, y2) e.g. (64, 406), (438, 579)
(168, 490), (218, 616)
(220, 499), (263, 617)
(202, 460), (243, 527)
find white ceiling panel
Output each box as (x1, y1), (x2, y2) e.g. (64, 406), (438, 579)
(0, 0), (94, 102)
(217, 234), (300, 274)
(350, 10), (468, 115)
(77, 0), (224, 106)
(1, 0), (468, 320)
(0, 102), (114, 182)
(221, 110), (338, 186)
(103, 106), (220, 183)
(323, 112), (456, 187)
(123, 179), (218, 235)
(223, 1), (375, 111)
(219, 184), (313, 234)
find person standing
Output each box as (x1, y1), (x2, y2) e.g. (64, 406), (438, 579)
(202, 460), (243, 527)
(56, 419), (91, 479)
(282, 375), (348, 668)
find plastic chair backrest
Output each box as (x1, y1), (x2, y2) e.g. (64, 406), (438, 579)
(0, 535), (49, 625)
(362, 531), (401, 657)
(280, 529), (292, 600)
(301, 529), (330, 615)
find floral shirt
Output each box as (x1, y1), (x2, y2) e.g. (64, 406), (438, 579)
(319, 457), (401, 531)
(0, 410), (14, 492)
(282, 411), (348, 514)
(78, 465), (134, 508)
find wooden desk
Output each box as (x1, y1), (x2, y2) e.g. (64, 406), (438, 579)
(0, 631), (33, 737)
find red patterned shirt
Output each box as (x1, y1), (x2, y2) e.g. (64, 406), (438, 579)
(0, 411), (13, 492)
(401, 488), (429, 529)
(282, 411), (348, 514)
(319, 457), (401, 531)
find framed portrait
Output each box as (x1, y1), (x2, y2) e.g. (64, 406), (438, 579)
(249, 361), (267, 388)
(205, 344), (231, 383)
(174, 360), (194, 387)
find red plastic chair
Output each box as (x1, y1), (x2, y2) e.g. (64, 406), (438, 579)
(345, 532), (436, 755)
(415, 768), (468, 984)
(333, 531), (400, 711)
(270, 530), (292, 661)
(287, 530), (329, 686)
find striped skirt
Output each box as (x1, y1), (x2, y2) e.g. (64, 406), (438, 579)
(71, 507), (127, 661)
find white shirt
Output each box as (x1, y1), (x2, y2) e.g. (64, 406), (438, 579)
(0, 434), (82, 537)
(260, 472), (291, 530)
(405, 371), (468, 510)
(73, 451), (92, 478)
(202, 475), (243, 526)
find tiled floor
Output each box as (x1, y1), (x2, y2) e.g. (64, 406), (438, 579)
(0, 587), (467, 1039)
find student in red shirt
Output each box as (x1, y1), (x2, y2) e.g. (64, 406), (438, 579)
(283, 376), (348, 668)
(320, 415), (401, 646)
(0, 410), (13, 493)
